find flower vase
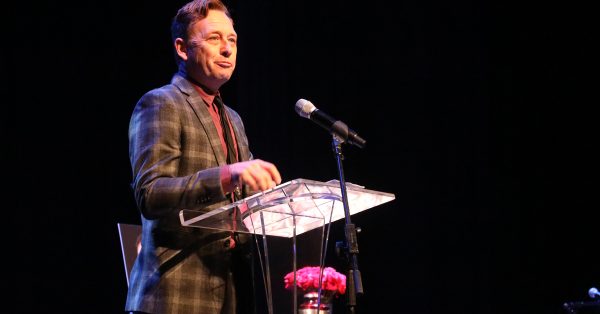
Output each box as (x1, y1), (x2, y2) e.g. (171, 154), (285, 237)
(298, 290), (334, 314)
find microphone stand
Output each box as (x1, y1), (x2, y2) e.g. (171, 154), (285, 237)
(331, 135), (364, 314)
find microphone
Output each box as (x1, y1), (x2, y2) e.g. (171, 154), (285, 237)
(590, 287), (600, 299)
(295, 99), (366, 148)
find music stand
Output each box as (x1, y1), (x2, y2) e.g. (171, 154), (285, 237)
(179, 178), (395, 313)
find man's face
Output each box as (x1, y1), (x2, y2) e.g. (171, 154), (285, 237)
(184, 10), (237, 92)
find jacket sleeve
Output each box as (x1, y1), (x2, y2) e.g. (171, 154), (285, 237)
(128, 88), (227, 219)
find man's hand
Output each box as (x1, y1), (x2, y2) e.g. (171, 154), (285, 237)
(229, 159), (282, 192)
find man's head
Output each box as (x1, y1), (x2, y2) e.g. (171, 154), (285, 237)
(172, 0), (236, 93)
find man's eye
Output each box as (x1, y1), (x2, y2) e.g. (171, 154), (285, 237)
(228, 38), (237, 44)
(207, 36), (220, 42)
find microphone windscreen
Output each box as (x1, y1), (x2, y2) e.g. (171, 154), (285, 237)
(295, 99), (316, 118)
(589, 287), (599, 298)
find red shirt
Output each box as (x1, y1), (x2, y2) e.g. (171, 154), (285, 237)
(192, 84), (239, 193)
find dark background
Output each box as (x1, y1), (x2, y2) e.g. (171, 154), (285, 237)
(4, 0), (597, 313)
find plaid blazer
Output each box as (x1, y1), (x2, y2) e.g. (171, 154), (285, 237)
(125, 74), (254, 314)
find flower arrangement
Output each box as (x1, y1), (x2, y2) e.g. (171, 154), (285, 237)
(284, 266), (347, 295)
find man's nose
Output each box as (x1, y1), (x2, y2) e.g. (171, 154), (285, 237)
(221, 40), (234, 56)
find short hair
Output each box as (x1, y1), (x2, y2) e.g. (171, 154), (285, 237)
(171, 0), (232, 65)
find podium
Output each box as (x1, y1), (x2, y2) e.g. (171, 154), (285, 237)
(179, 178), (395, 313)
(179, 178), (395, 237)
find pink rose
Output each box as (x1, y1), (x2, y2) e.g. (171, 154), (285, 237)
(284, 266), (346, 295)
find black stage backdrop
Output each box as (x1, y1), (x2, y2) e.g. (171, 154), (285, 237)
(4, 1), (597, 313)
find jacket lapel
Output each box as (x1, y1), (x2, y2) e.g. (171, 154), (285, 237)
(230, 118), (249, 161)
(172, 74), (227, 166)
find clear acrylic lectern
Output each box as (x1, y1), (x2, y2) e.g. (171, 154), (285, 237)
(179, 178), (395, 237)
(179, 178), (395, 314)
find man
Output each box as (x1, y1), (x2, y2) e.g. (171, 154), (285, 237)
(125, 0), (282, 313)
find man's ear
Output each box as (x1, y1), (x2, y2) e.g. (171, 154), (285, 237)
(174, 38), (188, 61)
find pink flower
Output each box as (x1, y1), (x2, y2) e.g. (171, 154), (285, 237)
(284, 266), (347, 295)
